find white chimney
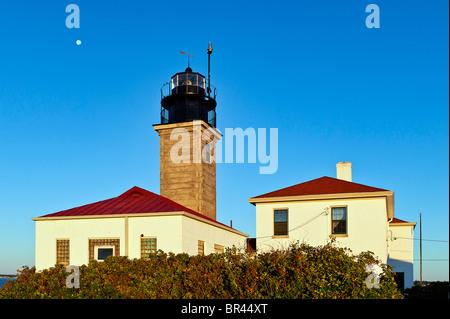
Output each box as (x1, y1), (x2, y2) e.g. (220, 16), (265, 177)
(336, 162), (352, 182)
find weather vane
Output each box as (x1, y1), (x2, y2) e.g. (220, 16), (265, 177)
(179, 51), (193, 68)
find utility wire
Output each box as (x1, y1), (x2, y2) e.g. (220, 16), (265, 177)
(395, 259), (449, 262)
(254, 207), (329, 241)
(288, 207), (329, 233)
(394, 237), (449, 243)
(252, 210), (448, 246)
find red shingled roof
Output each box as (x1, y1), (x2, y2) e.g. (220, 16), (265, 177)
(39, 186), (233, 230)
(252, 176), (388, 199)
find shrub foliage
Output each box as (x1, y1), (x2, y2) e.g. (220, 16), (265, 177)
(0, 242), (403, 299)
(404, 281), (449, 299)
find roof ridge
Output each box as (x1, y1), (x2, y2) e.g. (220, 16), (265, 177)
(252, 175), (389, 199)
(118, 186), (155, 197)
(37, 187), (236, 231)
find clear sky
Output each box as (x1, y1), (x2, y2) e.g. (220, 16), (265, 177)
(0, 0), (448, 281)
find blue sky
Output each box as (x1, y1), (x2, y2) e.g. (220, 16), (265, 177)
(0, 0), (448, 281)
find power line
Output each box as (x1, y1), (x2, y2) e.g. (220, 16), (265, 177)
(252, 209), (448, 247)
(254, 208), (329, 241)
(398, 259), (449, 262)
(288, 208), (329, 233)
(395, 236), (449, 243)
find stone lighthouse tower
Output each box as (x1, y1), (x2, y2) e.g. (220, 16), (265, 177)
(153, 43), (221, 221)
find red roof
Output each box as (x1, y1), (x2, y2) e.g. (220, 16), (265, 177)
(252, 176), (389, 199)
(38, 186), (234, 230)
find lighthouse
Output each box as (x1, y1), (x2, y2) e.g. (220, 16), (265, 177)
(32, 43), (248, 271)
(154, 43), (221, 221)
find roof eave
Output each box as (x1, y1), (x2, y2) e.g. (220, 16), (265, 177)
(386, 192), (394, 220)
(389, 222), (417, 228)
(31, 211), (182, 221)
(248, 191), (395, 204)
(32, 211), (248, 237)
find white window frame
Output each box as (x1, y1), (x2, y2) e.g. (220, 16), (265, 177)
(94, 245), (115, 261)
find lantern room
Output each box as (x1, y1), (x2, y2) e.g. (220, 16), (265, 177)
(160, 67), (217, 128)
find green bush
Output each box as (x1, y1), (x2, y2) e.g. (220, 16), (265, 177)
(404, 281), (449, 299)
(0, 242), (403, 299)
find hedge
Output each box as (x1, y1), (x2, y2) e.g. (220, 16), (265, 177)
(0, 242), (403, 299)
(404, 281), (449, 299)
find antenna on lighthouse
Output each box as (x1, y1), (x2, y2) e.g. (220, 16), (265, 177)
(207, 42), (213, 96)
(179, 51), (193, 68)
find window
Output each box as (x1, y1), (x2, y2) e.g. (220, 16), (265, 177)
(274, 209), (288, 236)
(331, 207), (347, 235)
(89, 238), (120, 262)
(141, 237), (157, 259)
(56, 239), (70, 266)
(198, 240), (205, 256)
(214, 244), (225, 253)
(204, 143), (211, 163)
(95, 246), (115, 261)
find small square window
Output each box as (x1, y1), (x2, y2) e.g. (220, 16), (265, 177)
(141, 237), (157, 259)
(89, 239), (119, 262)
(95, 246), (115, 261)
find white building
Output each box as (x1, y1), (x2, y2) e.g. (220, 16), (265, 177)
(248, 162), (416, 289)
(31, 61), (416, 292)
(32, 66), (249, 271)
(387, 218), (417, 289)
(32, 186), (248, 271)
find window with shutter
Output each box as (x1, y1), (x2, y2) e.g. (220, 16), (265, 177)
(274, 209), (288, 236)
